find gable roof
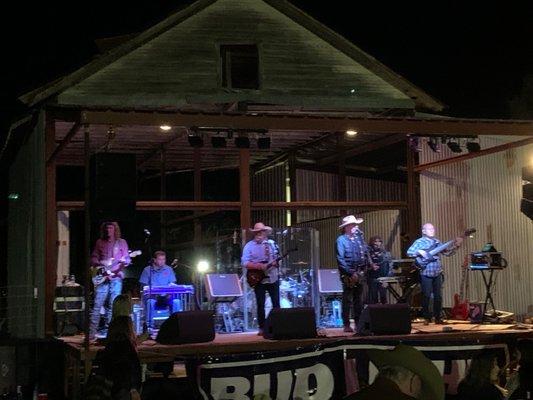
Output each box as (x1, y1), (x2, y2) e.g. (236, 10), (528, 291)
(19, 0), (444, 112)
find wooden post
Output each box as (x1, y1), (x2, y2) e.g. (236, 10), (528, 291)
(239, 148), (251, 230)
(83, 126), (91, 382)
(44, 116), (58, 336)
(337, 134), (347, 216)
(160, 148), (167, 249)
(288, 152), (297, 225)
(406, 140), (421, 254)
(193, 148), (202, 248)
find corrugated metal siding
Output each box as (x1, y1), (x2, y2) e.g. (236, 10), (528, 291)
(296, 169), (406, 223)
(419, 136), (533, 317)
(251, 162), (286, 228)
(296, 210), (402, 268)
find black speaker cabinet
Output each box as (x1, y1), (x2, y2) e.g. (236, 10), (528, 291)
(357, 303), (412, 336)
(90, 153), (137, 222)
(263, 308), (317, 340)
(156, 311), (215, 345)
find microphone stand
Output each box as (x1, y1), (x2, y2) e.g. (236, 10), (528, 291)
(143, 232), (153, 335)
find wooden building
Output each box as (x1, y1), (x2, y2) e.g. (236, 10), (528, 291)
(6, 0), (532, 338)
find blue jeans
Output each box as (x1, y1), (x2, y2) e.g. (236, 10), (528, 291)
(420, 274), (443, 320)
(90, 279), (122, 337)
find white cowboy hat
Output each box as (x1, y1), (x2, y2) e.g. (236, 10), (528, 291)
(250, 222), (273, 233)
(338, 215), (364, 229)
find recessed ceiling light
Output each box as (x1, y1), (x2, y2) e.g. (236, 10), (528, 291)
(159, 125), (172, 131)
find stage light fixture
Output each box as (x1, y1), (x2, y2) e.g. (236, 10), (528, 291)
(235, 135), (250, 148)
(466, 139), (481, 153)
(346, 130), (358, 136)
(446, 138), (462, 153)
(257, 136), (271, 149)
(408, 136), (421, 152)
(159, 125), (172, 132)
(428, 137), (441, 153)
(197, 260), (210, 273)
(188, 134), (204, 148)
(211, 135), (227, 148)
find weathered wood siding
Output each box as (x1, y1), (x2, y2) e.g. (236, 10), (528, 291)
(58, 0), (414, 110)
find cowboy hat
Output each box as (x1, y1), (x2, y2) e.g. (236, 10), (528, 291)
(338, 215), (364, 229)
(250, 222), (273, 233)
(368, 344), (444, 400)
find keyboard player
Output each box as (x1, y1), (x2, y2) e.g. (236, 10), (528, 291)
(139, 251), (178, 324)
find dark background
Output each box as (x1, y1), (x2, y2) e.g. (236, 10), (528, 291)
(1, 1), (533, 286)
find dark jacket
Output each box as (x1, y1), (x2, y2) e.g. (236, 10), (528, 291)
(344, 377), (418, 400)
(93, 339), (142, 399)
(457, 382), (504, 400)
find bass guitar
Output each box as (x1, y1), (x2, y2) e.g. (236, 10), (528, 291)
(92, 250), (142, 286)
(246, 247), (297, 288)
(415, 228), (476, 269)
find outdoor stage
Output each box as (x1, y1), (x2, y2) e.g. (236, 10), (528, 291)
(60, 321), (533, 399)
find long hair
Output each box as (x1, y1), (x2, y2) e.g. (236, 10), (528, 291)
(99, 221), (121, 240)
(459, 353), (498, 391)
(106, 316), (136, 350)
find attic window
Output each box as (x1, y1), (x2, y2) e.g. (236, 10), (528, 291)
(221, 45), (259, 90)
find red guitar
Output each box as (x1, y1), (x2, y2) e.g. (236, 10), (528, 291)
(450, 255), (470, 320)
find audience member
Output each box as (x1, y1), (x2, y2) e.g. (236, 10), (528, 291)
(344, 344), (444, 400)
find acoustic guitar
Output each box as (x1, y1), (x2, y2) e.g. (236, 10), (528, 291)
(246, 248), (297, 288)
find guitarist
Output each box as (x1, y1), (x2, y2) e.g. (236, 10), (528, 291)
(407, 223), (461, 325)
(241, 222), (280, 336)
(336, 215), (369, 333)
(89, 221), (130, 339)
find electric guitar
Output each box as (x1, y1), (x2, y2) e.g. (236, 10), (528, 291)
(450, 255), (470, 320)
(415, 228), (476, 269)
(246, 247), (297, 288)
(92, 250), (142, 286)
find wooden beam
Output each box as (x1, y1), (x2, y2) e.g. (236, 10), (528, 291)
(318, 134), (405, 165)
(57, 200), (406, 211)
(160, 148), (167, 249)
(414, 137), (533, 172)
(81, 110), (533, 136)
(44, 115), (58, 336)
(253, 201), (406, 210)
(194, 148), (202, 247)
(46, 122), (81, 166)
(239, 148), (251, 229)
(406, 140), (421, 255)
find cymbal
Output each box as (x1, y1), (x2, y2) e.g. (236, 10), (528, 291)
(291, 261), (308, 265)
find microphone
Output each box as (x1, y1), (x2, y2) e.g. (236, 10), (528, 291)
(232, 230), (237, 245)
(143, 228), (151, 237)
(170, 259), (179, 268)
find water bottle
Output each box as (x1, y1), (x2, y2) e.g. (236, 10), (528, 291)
(332, 300), (342, 327)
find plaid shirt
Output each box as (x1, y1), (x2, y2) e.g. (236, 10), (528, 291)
(407, 236), (443, 277)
